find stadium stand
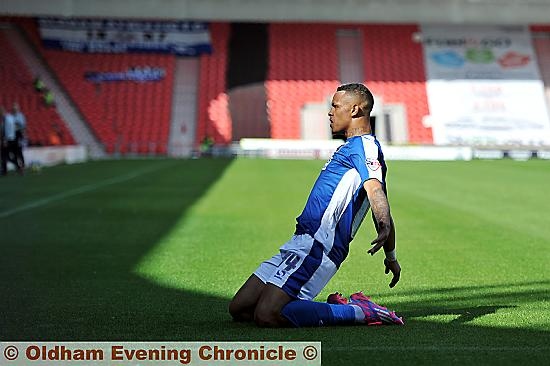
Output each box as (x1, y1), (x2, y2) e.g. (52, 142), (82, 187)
(361, 24), (433, 144)
(0, 30), (75, 146)
(7, 17), (548, 152)
(226, 23), (270, 140)
(267, 24), (340, 139)
(196, 23), (232, 145)
(266, 23), (432, 142)
(7, 18), (436, 149)
(18, 18), (174, 154)
(531, 25), (550, 109)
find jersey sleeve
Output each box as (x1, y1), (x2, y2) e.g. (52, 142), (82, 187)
(349, 138), (384, 184)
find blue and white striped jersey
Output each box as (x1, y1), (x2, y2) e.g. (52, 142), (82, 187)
(295, 134), (387, 267)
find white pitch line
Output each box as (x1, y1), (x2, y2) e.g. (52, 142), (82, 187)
(0, 163), (171, 219)
(325, 346), (550, 352)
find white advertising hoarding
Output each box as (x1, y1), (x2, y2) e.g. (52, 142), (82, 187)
(422, 25), (550, 146)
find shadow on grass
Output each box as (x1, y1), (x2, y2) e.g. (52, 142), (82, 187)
(0, 158), (237, 340)
(403, 305), (516, 324)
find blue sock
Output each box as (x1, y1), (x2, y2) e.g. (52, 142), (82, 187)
(281, 300), (356, 327)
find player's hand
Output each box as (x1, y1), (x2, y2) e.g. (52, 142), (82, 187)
(384, 258), (401, 288)
(367, 222), (390, 256)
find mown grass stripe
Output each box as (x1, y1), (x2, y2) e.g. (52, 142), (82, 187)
(0, 163), (170, 218)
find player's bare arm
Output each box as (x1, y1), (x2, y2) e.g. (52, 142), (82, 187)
(363, 178), (391, 252)
(363, 178), (401, 288)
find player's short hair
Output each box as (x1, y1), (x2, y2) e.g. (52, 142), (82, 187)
(336, 83), (374, 113)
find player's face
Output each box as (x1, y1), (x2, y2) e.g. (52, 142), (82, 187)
(328, 91), (353, 134)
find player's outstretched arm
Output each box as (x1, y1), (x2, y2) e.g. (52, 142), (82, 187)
(363, 179), (401, 288)
(363, 178), (391, 254)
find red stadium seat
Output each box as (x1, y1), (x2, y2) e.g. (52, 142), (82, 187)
(361, 25), (432, 144)
(197, 23), (232, 145)
(267, 24), (340, 139)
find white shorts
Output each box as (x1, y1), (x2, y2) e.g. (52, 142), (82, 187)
(253, 234), (338, 300)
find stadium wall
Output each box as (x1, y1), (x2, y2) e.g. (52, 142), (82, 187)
(23, 145), (87, 167)
(236, 138), (550, 161)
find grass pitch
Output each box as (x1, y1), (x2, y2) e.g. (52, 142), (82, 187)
(1, 158), (549, 365)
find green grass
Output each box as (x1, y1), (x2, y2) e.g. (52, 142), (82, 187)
(1, 158), (549, 365)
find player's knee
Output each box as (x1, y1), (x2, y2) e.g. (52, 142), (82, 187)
(254, 312), (278, 327)
(229, 297), (254, 322)
(254, 307), (284, 328)
(228, 299), (243, 320)
(228, 300), (237, 317)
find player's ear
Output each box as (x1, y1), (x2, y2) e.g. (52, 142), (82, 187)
(351, 104), (360, 118)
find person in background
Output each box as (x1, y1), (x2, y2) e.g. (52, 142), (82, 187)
(12, 103), (26, 170)
(49, 122), (62, 146)
(33, 76), (45, 92)
(43, 89), (55, 107)
(1, 107), (24, 175)
(0, 107), (7, 176)
(200, 136), (214, 156)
